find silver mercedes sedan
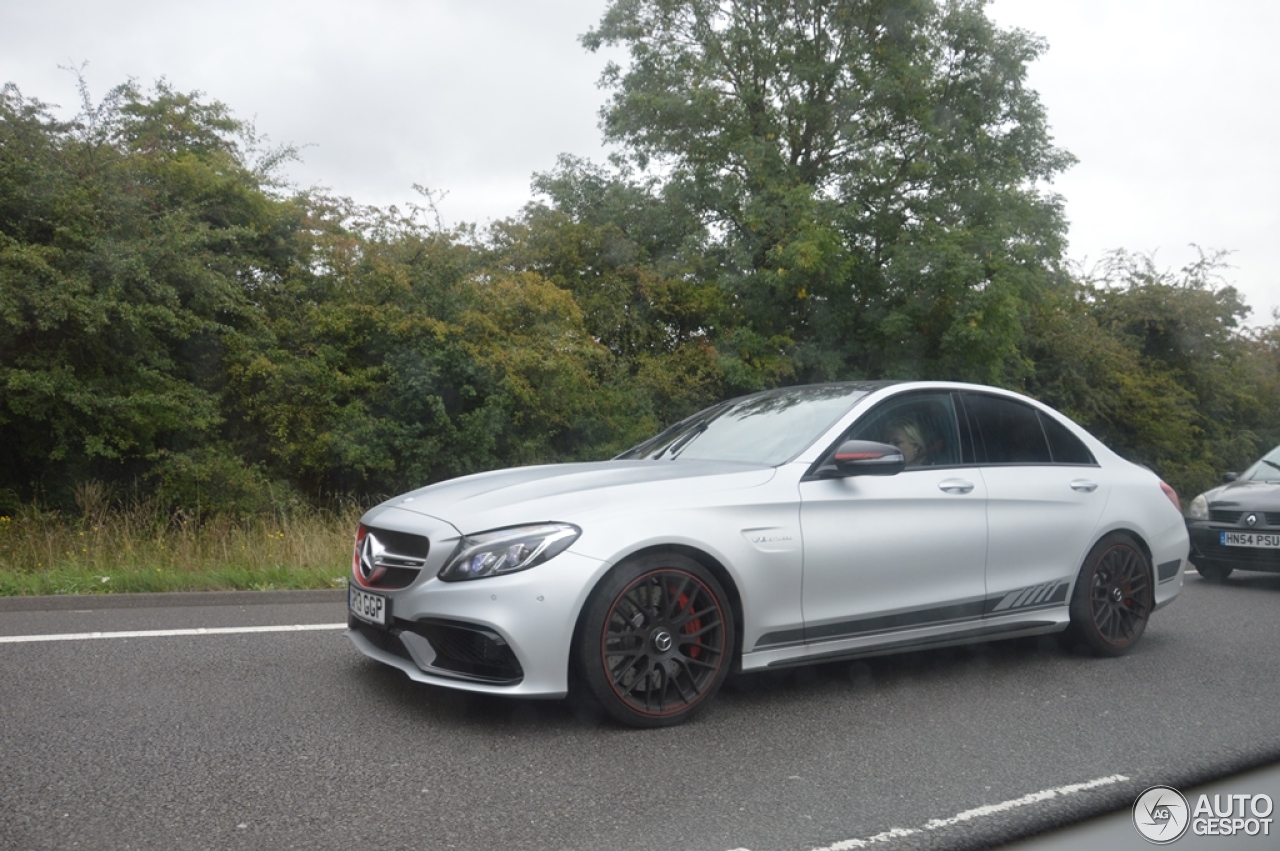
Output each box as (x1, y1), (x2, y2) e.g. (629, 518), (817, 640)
(346, 381), (1189, 727)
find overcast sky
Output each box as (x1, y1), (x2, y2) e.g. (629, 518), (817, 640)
(2, 0), (1276, 324)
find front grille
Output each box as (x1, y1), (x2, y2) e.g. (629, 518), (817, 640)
(1208, 509), (1280, 527)
(357, 527), (429, 589)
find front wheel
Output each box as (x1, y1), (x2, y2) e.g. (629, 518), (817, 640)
(576, 554), (734, 728)
(1063, 533), (1153, 656)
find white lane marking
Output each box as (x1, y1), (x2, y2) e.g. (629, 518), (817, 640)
(726, 774), (1130, 851)
(0, 623), (348, 644)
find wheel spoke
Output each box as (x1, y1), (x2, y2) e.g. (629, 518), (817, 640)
(662, 659), (693, 702)
(680, 615), (721, 636)
(604, 645), (643, 667)
(624, 587), (654, 622)
(662, 574), (693, 619)
(1094, 604), (1117, 638)
(679, 602), (721, 626)
(680, 631), (710, 649)
(678, 652), (719, 671)
(635, 663), (649, 709)
(608, 652), (646, 687)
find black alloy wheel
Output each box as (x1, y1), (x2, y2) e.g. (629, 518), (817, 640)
(1065, 532), (1153, 656)
(578, 554), (733, 728)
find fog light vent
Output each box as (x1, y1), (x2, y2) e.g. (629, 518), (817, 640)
(405, 620), (523, 684)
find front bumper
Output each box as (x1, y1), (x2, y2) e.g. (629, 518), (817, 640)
(345, 548), (609, 698)
(1186, 520), (1280, 574)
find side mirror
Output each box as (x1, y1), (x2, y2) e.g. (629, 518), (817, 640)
(1222, 472), (1239, 483)
(831, 440), (907, 477)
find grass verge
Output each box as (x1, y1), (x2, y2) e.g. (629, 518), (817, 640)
(0, 503), (362, 597)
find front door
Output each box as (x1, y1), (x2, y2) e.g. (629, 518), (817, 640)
(798, 392), (988, 645)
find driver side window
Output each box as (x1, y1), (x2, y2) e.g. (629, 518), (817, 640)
(845, 393), (962, 468)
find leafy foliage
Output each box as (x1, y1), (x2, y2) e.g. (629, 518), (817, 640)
(583, 0), (1075, 384)
(1023, 250), (1277, 499)
(2, 7), (1279, 520)
(0, 80), (292, 510)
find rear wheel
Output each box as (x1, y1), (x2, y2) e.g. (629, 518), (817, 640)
(1064, 533), (1153, 656)
(1195, 561), (1234, 582)
(577, 554), (733, 728)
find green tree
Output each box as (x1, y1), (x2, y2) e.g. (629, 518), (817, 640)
(491, 156), (732, 423)
(1088, 251), (1262, 492)
(0, 79), (301, 512)
(227, 194), (652, 499)
(584, 0), (1074, 383)
(1024, 250), (1269, 500)
(1241, 321), (1280, 458)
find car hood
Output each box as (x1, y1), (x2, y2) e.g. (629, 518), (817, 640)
(370, 460), (778, 531)
(1205, 479), (1280, 509)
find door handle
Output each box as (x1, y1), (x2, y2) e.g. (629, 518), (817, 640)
(938, 478), (975, 494)
(1070, 479), (1099, 493)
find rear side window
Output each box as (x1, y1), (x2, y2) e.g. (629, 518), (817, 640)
(1040, 413), (1096, 465)
(963, 393), (1096, 466)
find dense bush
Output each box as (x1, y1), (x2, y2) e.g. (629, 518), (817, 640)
(3, 4), (1279, 519)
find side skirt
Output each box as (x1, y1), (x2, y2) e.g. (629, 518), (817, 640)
(740, 609), (1071, 672)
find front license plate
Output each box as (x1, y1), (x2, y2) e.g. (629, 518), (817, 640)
(349, 586), (388, 626)
(1221, 531), (1280, 549)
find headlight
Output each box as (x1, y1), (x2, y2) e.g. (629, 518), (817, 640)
(438, 523), (581, 582)
(1187, 493), (1209, 520)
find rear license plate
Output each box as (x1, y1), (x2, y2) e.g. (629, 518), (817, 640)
(1221, 531), (1280, 548)
(349, 586), (388, 625)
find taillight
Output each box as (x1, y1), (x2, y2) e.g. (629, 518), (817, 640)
(1159, 481), (1180, 512)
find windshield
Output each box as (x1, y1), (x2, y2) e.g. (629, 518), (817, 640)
(617, 384), (872, 465)
(1241, 444), (1280, 482)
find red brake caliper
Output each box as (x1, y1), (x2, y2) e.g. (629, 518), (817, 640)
(676, 593), (702, 659)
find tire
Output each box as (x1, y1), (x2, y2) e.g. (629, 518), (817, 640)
(1196, 561), (1234, 582)
(576, 553), (734, 728)
(1063, 533), (1153, 657)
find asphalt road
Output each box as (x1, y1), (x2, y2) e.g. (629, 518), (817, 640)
(2, 574), (1279, 851)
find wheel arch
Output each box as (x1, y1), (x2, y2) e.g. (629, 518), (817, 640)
(1111, 526), (1154, 566)
(1075, 525), (1154, 584)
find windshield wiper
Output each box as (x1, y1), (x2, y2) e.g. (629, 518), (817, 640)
(653, 422), (708, 460)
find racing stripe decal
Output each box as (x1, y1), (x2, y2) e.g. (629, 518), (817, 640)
(754, 580), (1073, 650)
(988, 580), (1070, 614)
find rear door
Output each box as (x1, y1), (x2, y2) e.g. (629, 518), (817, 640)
(960, 392), (1109, 614)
